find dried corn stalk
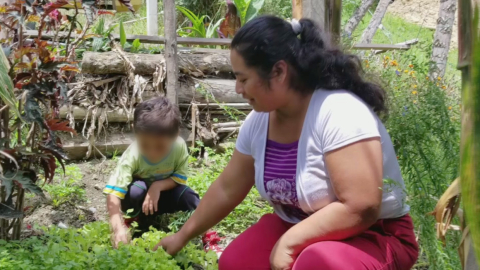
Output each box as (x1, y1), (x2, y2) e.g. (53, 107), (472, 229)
(430, 178), (479, 269)
(430, 178), (462, 243)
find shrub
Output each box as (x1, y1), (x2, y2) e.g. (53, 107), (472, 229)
(364, 53), (461, 269)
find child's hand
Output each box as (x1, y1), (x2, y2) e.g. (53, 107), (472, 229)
(143, 183), (162, 215)
(112, 226), (129, 248)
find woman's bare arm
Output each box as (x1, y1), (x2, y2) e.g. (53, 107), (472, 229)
(279, 138), (383, 256)
(177, 149), (256, 242)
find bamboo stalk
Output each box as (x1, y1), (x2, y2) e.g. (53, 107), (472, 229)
(460, 6), (480, 265)
(217, 127), (239, 133)
(212, 121), (244, 128)
(178, 103), (251, 109)
(191, 103), (197, 149)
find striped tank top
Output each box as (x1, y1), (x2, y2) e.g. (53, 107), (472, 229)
(264, 140), (308, 220)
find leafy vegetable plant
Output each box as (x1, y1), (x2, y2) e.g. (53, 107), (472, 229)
(0, 222), (218, 270)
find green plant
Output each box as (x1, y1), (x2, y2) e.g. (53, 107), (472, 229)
(43, 164), (86, 207)
(232, 0), (265, 25)
(119, 20), (127, 48)
(188, 145), (272, 236)
(260, 0), (291, 19)
(177, 6), (224, 39)
(0, 222), (218, 269)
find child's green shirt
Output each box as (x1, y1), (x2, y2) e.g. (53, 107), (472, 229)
(103, 137), (189, 199)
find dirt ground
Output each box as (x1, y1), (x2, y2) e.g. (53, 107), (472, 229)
(23, 159), (117, 230)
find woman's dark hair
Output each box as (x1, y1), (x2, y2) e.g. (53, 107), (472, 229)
(231, 16), (387, 114)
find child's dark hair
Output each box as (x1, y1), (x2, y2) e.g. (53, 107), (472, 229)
(231, 16), (387, 114)
(133, 97), (181, 136)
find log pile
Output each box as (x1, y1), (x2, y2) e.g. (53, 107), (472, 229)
(62, 49), (247, 160)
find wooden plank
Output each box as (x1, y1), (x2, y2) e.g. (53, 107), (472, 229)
(163, 0), (178, 104)
(179, 103), (251, 109)
(292, 0), (303, 19)
(25, 30), (413, 51)
(352, 44), (411, 50)
(146, 0), (158, 35)
(302, 0), (325, 29)
(373, 39), (419, 54)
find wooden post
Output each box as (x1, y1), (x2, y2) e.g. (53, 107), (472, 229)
(291, 0), (342, 38)
(147, 0), (158, 35)
(163, 0), (178, 104)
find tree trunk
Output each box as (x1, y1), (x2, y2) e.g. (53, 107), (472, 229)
(429, 0), (457, 79)
(81, 51), (231, 76)
(359, 0), (392, 44)
(343, 0), (375, 38)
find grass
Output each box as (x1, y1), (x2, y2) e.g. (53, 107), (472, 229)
(348, 11), (461, 84)
(42, 164), (86, 208)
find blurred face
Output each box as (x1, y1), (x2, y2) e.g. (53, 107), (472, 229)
(136, 132), (176, 164)
(230, 49), (291, 112)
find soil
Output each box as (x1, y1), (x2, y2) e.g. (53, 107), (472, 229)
(23, 159), (117, 230)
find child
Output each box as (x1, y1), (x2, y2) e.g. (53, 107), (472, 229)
(104, 97), (201, 248)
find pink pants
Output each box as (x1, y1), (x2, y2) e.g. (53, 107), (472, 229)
(219, 214), (418, 270)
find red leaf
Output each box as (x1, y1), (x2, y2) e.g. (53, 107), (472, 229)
(14, 47), (39, 59)
(46, 118), (77, 135)
(40, 155), (56, 183)
(60, 65), (80, 72)
(43, 0), (69, 16)
(97, 10), (115, 16)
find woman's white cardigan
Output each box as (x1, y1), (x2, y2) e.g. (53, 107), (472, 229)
(236, 90), (409, 223)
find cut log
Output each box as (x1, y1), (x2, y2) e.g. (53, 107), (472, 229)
(177, 79), (245, 103)
(81, 51), (231, 76)
(60, 128), (193, 160)
(60, 106), (132, 122)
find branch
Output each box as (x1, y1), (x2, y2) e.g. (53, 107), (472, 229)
(65, 0), (79, 54)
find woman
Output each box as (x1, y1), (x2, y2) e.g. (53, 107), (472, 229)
(155, 16), (419, 270)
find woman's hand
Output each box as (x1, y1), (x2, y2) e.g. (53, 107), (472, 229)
(153, 232), (189, 255)
(270, 236), (296, 270)
(143, 183), (162, 215)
